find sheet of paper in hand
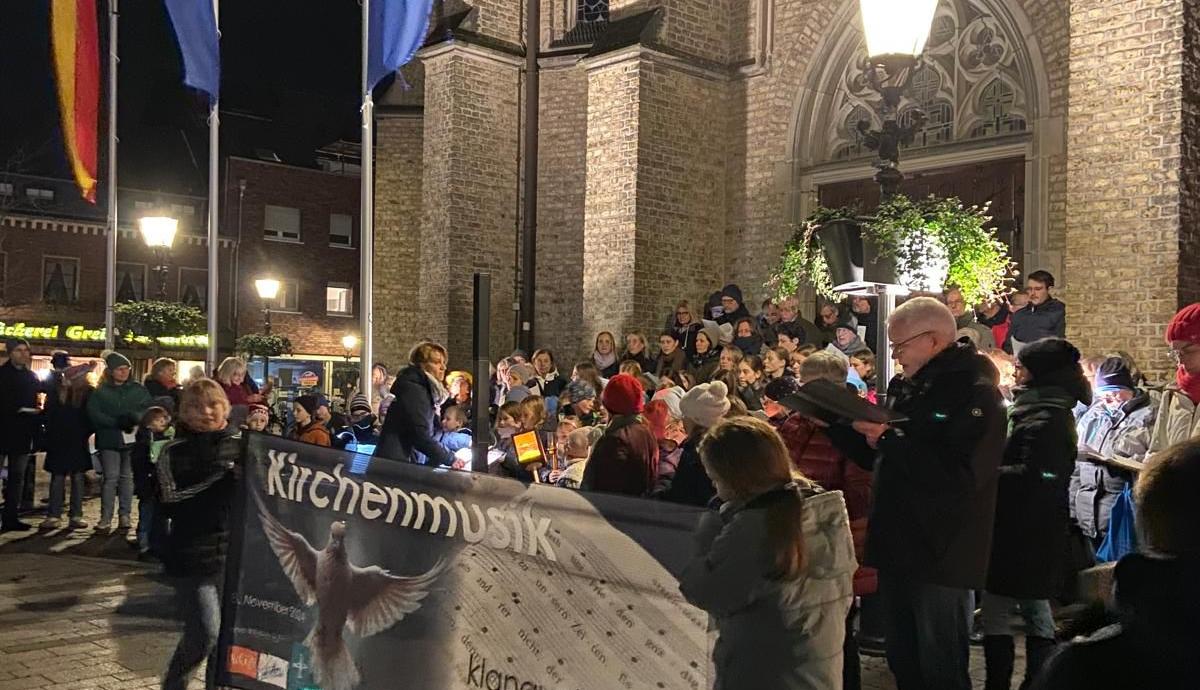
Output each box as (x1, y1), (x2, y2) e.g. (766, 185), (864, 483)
(781, 378), (909, 425)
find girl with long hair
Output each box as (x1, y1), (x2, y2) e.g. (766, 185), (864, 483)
(680, 417), (856, 689)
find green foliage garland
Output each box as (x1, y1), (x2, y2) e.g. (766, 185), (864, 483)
(236, 333), (294, 358)
(114, 300), (205, 342)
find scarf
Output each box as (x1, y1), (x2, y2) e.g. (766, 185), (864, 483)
(426, 371), (450, 409)
(1178, 367), (1200, 405)
(593, 350), (617, 371)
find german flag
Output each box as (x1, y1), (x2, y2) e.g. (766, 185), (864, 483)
(51, 0), (100, 203)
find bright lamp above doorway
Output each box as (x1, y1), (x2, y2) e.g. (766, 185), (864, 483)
(858, 0), (939, 62)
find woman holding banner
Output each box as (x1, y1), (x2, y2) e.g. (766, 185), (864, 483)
(157, 378), (242, 690)
(680, 417), (855, 690)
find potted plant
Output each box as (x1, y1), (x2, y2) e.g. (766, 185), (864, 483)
(767, 195), (1015, 305)
(114, 300), (206, 358)
(235, 333), (294, 359)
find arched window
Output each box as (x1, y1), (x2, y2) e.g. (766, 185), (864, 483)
(577, 0), (608, 23)
(822, 0), (1031, 163)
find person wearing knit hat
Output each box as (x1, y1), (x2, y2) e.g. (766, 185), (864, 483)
(289, 394), (331, 447)
(688, 325), (723, 384)
(86, 350), (152, 533)
(651, 386), (685, 419)
(679, 381), (732, 430)
(563, 378), (599, 425)
(245, 404), (270, 432)
(1072, 355), (1156, 548)
(659, 381), (733, 508)
(3, 336), (30, 355)
(601, 373), (645, 416)
(983, 336), (1091, 688)
(582, 374), (659, 497)
(51, 350), (71, 370)
(349, 393), (373, 417)
(1143, 302), (1200, 461)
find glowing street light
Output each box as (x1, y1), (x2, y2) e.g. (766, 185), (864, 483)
(139, 215), (179, 299)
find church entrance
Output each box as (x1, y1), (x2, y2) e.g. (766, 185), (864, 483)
(816, 156), (1026, 279)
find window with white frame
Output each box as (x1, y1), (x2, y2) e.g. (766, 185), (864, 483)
(26, 187), (55, 202)
(179, 268), (208, 310)
(171, 203), (195, 217)
(0, 182), (13, 197)
(326, 283), (353, 315)
(276, 279), (300, 312)
(134, 200), (154, 212)
(43, 256), (79, 303)
(115, 262), (147, 302)
(329, 213), (353, 247)
(264, 205), (301, 241)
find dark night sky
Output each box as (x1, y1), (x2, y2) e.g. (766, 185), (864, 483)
(0, 0), (364, 193)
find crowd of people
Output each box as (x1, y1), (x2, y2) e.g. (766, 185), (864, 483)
(2, 272), (1199, 689)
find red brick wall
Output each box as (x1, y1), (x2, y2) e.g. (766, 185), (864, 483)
(223, 158), (361, 357)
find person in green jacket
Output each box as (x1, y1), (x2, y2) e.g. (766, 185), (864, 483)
(87, 351), (152, 533)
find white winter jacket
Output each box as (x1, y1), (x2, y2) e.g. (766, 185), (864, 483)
(680, 485), (856, 690)
(1147, 386), (1200, 459)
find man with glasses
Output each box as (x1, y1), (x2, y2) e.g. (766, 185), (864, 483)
(1148, 304), (1200, 456)
(823, 297), (1005, 690)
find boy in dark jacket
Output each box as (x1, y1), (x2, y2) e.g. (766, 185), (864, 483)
(982, 338), (1092, 690)
(158, 379), (241, 690)
(132, 406), (174, 560)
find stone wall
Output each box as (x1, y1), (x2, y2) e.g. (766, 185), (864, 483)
(419, 49), (520, 366)
(535, 65), (589, 362)
(373, 115), (425, 370)
(1065, 0), (1191, 373)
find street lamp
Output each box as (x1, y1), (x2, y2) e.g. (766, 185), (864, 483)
(255, 277), (281, 388)
(855, 0), (939, 198)
(139, 215), (178, 299)
(848, 0), (938, 405)
(341, 334), (358, 361)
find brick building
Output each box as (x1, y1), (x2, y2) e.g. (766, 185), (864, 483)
(372, 0), (1200, 377)
(1, 149), (363, 392)
(0, 173), (229, 374)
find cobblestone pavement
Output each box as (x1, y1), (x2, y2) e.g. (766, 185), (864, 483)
(1, 480), (1018, 689)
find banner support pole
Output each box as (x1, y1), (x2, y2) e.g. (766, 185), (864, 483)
(103, 0), (119, 350)
(359, 0), (375, 396)
(472, 273), (493, 472)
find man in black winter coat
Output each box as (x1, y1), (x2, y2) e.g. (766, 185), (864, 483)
(1, 338), (41, 532)
(374, 342), (454, 467)
(716, 284), (751, 326)
(824, 297), (1005, 690)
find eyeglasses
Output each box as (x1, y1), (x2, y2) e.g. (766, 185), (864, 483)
(889, 330), (933, 354)
(1168, 344), (1199, 364)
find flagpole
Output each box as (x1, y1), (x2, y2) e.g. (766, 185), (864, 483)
(206, 0), (220, 374)
(359, 0), (374, 395)
(104, 0), (119, 351)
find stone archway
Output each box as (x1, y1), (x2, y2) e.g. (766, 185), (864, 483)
(786, 0), (1058, 277)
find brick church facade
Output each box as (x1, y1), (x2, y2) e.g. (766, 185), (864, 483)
(371, 0), (1200, 376)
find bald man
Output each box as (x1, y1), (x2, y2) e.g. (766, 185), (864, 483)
(824, 296), (1005, 690)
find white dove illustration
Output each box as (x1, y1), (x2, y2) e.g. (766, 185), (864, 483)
(256, 495), (445, 690)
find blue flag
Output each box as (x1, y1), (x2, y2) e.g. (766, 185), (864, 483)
(165, 0), (220, 103)
(367, 0), (434, 91)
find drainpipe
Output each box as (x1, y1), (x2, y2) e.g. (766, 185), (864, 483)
(518, 0), (539, 354)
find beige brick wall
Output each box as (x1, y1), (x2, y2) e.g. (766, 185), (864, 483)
(535, 66), (589, 363)
(583, 60), (642, 354)
(610, 0), (731, 64)
(1065, 0), (1189, 374)
(419, 50), (521, 366)
(373, 115), (425, 371)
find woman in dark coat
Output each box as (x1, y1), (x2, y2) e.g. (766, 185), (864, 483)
(982, 337), (1092, 690)
(374, 342), (455, 466)
(143, 357), (182, 412)
(41, 365), (95, 530)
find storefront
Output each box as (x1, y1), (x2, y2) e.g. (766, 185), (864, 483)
(0, 319), (208, 381)
(246, 354), (360, 401)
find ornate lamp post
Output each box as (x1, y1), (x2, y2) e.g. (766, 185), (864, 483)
(138, 215), (179, 299)
(856, 0), (940, 198)
(254, 277), (281, 386)
(849, 0), (938, 403)
(341, 334), (358, 362)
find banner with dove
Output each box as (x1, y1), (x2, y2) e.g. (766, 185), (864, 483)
(216, 434), (713, 690)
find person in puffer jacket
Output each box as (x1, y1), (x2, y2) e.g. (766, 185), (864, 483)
(1072, 357), (1156, 548)
(680, 416), (855, 690)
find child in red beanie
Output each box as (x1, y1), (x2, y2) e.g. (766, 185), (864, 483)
(1149, 304), (1200, 457)
(581, 374), (660, 496)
